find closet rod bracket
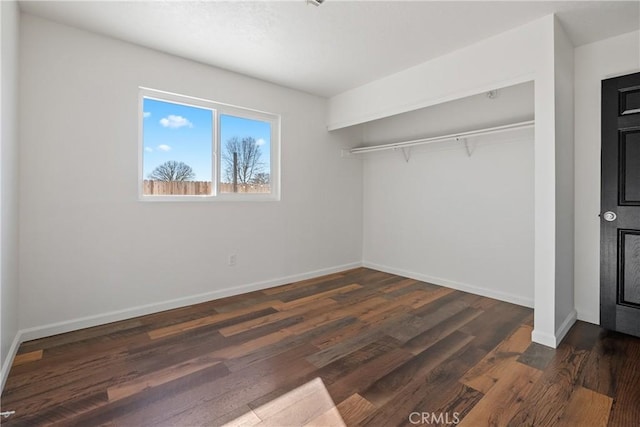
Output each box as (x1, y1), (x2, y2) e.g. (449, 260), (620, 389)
(400, 147), (411, 162)
(458, 137), (472, 157)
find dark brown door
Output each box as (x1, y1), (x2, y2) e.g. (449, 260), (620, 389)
(601, 71), (640, 337)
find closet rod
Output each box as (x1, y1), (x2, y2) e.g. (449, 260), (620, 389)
(350, 119), (535, 155)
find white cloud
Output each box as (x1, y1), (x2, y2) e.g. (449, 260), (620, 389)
(256, 138), (266, 146)
(144, 147), (153, 152)
(143, 112), (151, 119)
(157, 144), (171, 152)
(159, 115), (193, 129)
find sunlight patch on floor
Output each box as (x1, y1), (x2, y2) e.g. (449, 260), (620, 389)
(222, 377), (346, 426)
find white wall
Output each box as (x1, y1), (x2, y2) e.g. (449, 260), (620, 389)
(327, 16), (548, 131)
(361, 83), (535, 307)
(574, 30), (640, 324)
(553, 19), (576, 335)
(0, 0), (21, 389)
(18, 14), (363, 337)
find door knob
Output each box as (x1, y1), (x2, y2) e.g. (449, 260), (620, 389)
(603, 211), (617, 222)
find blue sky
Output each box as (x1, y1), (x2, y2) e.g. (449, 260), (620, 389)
(143, 97), (271, 181)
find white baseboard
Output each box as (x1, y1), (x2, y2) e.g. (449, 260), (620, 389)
(2, 261), (362, 393)
(576, 307), (599, 325)
(532, 309), (577, 348)
(19, 262), (362, 343)
(363, 261), (534, 308)
(555, 309), (578, 345)
(1, 331), (22, 392)
(531, 329), (557, 348)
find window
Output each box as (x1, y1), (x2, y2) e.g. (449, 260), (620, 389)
(139, 88), (280, 200)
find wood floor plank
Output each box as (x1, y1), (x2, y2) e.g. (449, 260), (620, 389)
(361, 330), (475, 408)
(383, 281), (440, 298)
(387, 307), (474, 347)
(220, 407), (262, 427)
(305, 330), (392, 368)
(15, 319), (146, 355)
(385, 314), (437, 343)
(459, 301), (531, 352)
(218, 298), (337, 337)
(303, 407), (346, 427)
(462, 324), (533, 393)
(179, 367), (320, 427)
(107, 355), (224, 402)
(226, 289), (291, 309)
(327, 346), (415, 404)
(315, 339), (401, 386)
(261, 272), (348, 295)
(334, 393), (376, 426)
(252, 376), (325, 420)
(11, 350), (43, 367)
(517, 341), (557, 371)
(579, 328), (629, 398)
(24, 361), (229, 427)
(458, 361), (541, 426)
(224, 318), (354, 373)
(431, 383), (483, 426)
(252, 377), (337, 426)
(387, 297), (471, 343)
(359, 343), (486, 426)
(379, 278), (420, 293)
(409, 289), (473, 318)
(309, 301), (416, 351)
(215, 330), (292, 360)
(562, 320), (602, 351)
(110, 349), (318, 427)
(2, 350), (135, 414)
(0, 392), (110, 427)
(406, 287), (456, 309)
(556, 386), (612, 427)
(147, 300), (282, 340)
(282, 297), (388, 335)
(327, 285), (384, 305)
(131, 315), (308, 378)
(271, 283), (362, 311)
(311, 318), (380, 351)
(505, 344), (590, 426)
(250, 338), (398, 408)
(607, 337), (640, 426)
(359, 290), (432, 322)
(274, 273), (383, 304)
(129, 307), (275, 351)
(402, 307), (483, 355)
(3, 268), (640, 427)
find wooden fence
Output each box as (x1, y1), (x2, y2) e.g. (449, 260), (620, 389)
(143, 180), (270, 195)
(219, 183), (270, 194)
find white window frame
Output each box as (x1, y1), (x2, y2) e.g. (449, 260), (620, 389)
(138, 87), (281, 202)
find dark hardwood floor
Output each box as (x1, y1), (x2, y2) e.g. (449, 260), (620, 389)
(1, 268), (639, 426)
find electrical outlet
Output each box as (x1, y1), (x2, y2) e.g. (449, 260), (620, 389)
(228, 254), (237, 267)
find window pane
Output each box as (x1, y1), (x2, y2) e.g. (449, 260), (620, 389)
(142, 98), (213, 195)
(219, 114), (271, 194)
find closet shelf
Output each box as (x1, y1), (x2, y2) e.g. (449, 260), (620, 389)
(349, 120), (535, 159)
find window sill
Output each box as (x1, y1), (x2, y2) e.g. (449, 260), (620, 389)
(138, 194), (280, 202)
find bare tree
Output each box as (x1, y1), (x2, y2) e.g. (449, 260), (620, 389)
(251, 172), (270, 185)
(222, 137), (265, 184)
(148, 160), (196, 181)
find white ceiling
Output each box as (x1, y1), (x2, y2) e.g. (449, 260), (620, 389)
(19, 1), (640, 98)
